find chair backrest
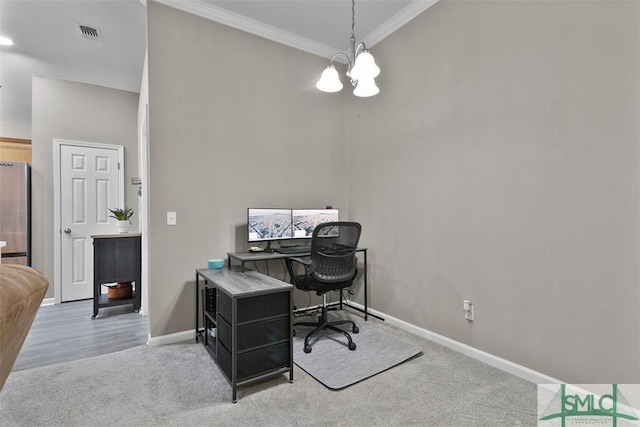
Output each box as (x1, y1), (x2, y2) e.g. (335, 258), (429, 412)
(310, 221), (361, 284)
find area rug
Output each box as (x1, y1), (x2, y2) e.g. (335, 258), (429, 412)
(292, 313), (422, 390)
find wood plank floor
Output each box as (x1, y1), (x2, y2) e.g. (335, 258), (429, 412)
(12, 299), (148, 372)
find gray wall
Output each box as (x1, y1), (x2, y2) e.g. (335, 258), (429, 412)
(146, 2), (347, 338)
(32, 77), (139, 299)
(146, 0), (639, 383)
(346, 0), (639, 383)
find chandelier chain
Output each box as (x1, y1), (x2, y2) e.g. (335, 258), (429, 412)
(351, 0), (355, 40)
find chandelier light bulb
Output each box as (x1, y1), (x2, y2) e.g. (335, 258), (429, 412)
(353, 77), (380, 98)
(351, 50), (380, 80)
(316, 66), (343, 93)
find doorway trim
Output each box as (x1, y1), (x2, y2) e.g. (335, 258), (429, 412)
(53, 138), (124, 304)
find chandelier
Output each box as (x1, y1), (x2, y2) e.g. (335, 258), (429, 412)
(315, 0), (380, 97)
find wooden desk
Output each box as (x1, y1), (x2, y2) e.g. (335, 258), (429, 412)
(227, 248), (381, 321)
(195, 267), (293, 403)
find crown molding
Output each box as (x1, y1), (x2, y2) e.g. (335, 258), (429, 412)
(153, 0), (439, 61)
(153, 0), (338, 59)
(362, 0), (440, 48)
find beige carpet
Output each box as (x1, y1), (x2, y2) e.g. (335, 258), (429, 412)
(0, 315), (538, 426)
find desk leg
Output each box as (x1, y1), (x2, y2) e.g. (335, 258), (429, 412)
(195, 273), (200, 342)
(361, 250), (384, 321)
(363, 250), (368, 321)
(289, 290), (294, 383)
(333, 249), (384, 321)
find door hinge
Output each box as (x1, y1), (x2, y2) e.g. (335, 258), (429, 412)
(118, 162), (121, 170)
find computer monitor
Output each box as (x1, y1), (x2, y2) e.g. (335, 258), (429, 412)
(247, 208), (293, 242)
(292, 209), (339, 238)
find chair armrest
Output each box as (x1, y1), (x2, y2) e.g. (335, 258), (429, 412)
(285, 256), (312, 288)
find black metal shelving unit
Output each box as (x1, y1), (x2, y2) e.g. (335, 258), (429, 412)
(195, 267), (293, 403)
(92, 233), (141, 319)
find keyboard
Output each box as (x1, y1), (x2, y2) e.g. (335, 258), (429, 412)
(276, 246), (310, 254)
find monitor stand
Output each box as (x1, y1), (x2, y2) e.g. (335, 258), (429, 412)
(263, 241), (275, 253)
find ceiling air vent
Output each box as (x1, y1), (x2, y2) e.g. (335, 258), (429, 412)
(77, 24), (102, 42)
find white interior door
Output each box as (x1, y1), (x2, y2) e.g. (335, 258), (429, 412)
(59, 143), (123, 302)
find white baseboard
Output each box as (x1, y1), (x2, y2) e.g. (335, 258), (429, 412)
(146, 329), (195, 347)
(147, 302), (562, 385)
(346, 302), (562, 385)
(41, 298), (55, 306)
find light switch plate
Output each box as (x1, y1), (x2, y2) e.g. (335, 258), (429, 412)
(167, 211), (177, 226)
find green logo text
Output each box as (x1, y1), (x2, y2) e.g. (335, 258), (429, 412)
(540, 384), (638, 427)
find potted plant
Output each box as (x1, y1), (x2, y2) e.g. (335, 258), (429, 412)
(108, 207), (133, 233)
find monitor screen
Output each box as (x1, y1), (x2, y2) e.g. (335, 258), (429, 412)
(247, 208), (293, 242)
(292, 209), (339, 238)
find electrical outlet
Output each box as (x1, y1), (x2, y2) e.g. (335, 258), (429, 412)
(463, 300), (474, 321)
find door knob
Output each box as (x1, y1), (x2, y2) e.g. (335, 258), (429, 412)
(64, 228), (72, 234)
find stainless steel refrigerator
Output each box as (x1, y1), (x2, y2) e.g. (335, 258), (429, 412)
(0, 162), (31, 265)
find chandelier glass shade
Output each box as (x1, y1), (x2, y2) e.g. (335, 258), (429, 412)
(316, 66), (343, 93)
(352, 76), (380, 97)
(315, 0), (380, 97)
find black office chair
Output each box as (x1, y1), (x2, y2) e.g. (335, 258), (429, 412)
(285, 221), (361, 353)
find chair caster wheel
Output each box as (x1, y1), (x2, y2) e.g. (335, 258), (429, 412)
(348, 342), (356, 351)
(304, 345), (312, 354)
(91, 315), (96, 320)
(352, 326), (359, 333)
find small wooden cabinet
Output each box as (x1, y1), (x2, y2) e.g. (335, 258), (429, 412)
(92, 233), (141, 319)
(196, 267), (293, 403)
